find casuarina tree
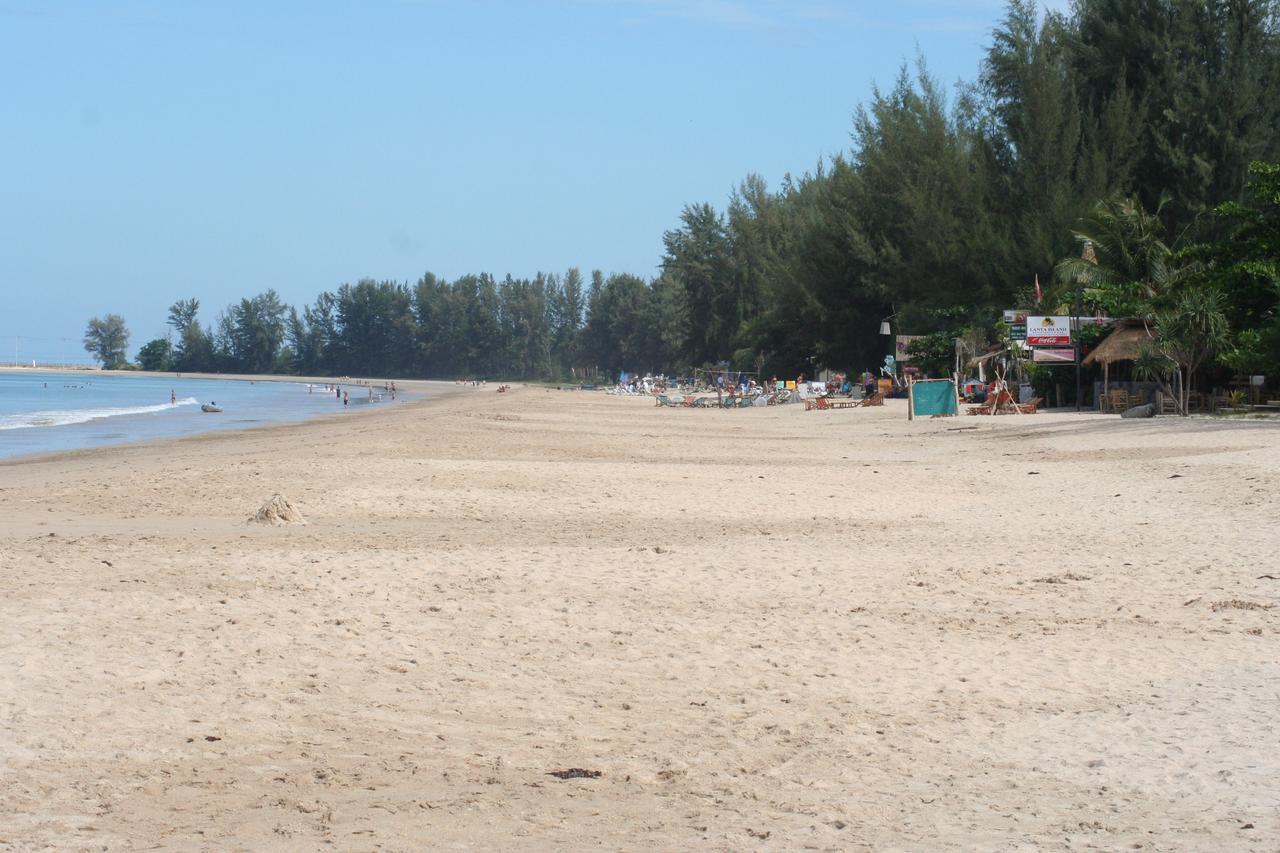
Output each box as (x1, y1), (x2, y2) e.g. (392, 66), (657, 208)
(83, 314), (131, 368)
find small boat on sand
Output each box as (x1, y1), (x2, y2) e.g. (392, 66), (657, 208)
(201, 403), (222, 413)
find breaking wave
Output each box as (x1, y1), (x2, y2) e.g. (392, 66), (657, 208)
(0, 396), (201, 430)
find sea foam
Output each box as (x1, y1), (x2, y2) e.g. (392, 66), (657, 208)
(0, 396), (200, 430)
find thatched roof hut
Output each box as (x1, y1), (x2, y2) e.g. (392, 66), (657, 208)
(967, 348), (1003, 368)
(1082, 320), (1154, 367)
(1083, 320), (1157, 395)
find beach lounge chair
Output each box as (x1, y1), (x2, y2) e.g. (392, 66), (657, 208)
(1015, 397), (1042, 414)
(860, 391), (884, 407)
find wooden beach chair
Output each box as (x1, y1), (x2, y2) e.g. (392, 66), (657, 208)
(860, 391), (884, 407)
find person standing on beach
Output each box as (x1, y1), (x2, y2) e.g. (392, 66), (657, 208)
(343, 391), (349, 407)
(336, 386), (341, 401)
(170, 389), (176, 405)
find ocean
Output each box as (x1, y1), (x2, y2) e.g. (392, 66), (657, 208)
(0, 371), (407, 460)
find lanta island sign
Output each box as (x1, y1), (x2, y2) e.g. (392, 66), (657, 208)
(1026, 315), (1072, 347)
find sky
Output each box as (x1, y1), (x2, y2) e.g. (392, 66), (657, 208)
(0, 0), (1068, 362)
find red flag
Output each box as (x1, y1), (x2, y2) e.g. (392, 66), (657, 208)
(1034, 274), (1043, 304)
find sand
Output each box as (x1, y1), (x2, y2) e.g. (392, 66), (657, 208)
(1, 385), (1277, 850)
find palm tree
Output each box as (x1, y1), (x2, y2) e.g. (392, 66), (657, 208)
(1134, 288), (1229, 415)
(1051, 194), (1192, 314)
(1055, 193), (1228, 415)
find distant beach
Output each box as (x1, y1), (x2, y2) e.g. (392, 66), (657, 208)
(0, 368), (420, 460)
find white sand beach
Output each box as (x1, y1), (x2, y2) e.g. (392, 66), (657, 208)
(2, 386), (1277, 849)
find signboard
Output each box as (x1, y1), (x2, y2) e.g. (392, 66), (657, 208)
(1009, 323), (1027, 341)
(1032, 347), (1076, 364)
(1003, 309), (1029, 324)
(895, 335), (924, 362)
(1026, 316), (1072, 346)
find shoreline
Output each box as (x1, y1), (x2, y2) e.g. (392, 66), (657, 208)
(2, 388), (1277, 848)
(0, 377), (480, 467)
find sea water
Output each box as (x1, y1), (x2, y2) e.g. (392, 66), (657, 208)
(0, 371), (408, 460)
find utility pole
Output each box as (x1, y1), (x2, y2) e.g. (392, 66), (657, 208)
(1075, 238), (1098, 413)
(1073, 286), (1082, 412)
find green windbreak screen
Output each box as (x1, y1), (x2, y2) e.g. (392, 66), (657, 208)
(912, 380), (958, 416)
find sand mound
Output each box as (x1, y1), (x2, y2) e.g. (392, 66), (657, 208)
(250, 494), (306, 525)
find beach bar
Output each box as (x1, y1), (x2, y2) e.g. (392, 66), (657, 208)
(1082, 320), (1158, 412)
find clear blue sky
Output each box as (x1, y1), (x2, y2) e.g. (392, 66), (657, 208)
(1, 0), (1065, 362)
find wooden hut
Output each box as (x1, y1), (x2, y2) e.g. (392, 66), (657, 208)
(1082, 320), (1155, 394)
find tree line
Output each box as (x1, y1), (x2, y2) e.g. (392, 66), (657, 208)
(86, 0), (1280, 388)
